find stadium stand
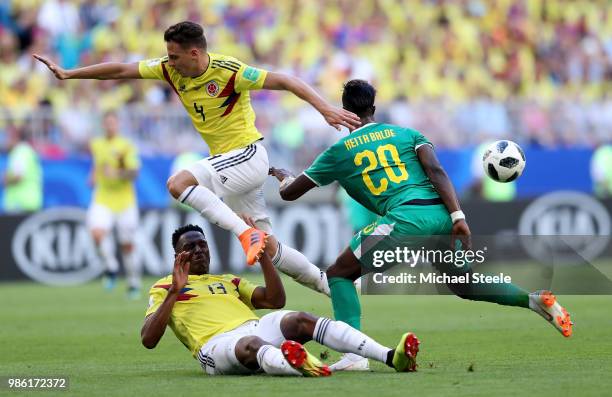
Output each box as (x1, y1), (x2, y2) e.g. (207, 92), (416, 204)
(0, 0), (610, 168)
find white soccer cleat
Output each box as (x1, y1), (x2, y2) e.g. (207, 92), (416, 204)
(528, 290), (573, 337)
(329, 353), (370, 372)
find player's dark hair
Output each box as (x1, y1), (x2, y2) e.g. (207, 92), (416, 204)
(172, 224), (205, 251)
(164, 21), (207, 50)
(342, 79), (376, 118)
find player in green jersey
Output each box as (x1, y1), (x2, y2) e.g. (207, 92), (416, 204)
(270, 80), (572, 370)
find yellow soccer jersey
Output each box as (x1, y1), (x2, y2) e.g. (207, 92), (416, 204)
(145, 274), (259, 357)
(90, 136), (140, 212)
(138, 53), (268, 155)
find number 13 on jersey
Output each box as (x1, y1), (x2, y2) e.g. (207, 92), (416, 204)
(354, 144), (409, 195)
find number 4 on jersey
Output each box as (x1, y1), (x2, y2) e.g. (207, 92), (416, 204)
(194, 102), (205, 122)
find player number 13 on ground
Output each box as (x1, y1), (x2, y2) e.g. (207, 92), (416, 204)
(354, 144), (409, 195)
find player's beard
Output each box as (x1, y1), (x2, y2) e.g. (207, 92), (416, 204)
(190, 257), (209, 275)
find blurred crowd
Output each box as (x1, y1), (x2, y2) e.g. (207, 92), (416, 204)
(1, 0), (611, 166)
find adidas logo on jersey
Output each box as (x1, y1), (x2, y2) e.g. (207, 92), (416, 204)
(220, 175), (228, 184)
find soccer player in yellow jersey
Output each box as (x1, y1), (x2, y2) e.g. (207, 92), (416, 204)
(34, 21), (360, 295)
(140, 223), (420, 376)
(88, 111), (142, 298)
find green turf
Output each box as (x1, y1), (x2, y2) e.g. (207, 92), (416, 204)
(1, 275), (611, 397)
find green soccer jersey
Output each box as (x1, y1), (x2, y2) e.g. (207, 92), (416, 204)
(304, 122), (439, 215)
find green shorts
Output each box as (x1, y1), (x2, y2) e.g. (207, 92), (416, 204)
(338, 189), (378, 232)
(349, 203), (453, 271)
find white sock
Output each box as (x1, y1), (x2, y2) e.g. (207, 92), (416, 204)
(178, 185), (250, 236)
(313, 318), (390, 364)
(272, 242), (330, 296)
(256, 345), (301, 376)
(123, 250), (141, 289)
(97, 238), (119, 273)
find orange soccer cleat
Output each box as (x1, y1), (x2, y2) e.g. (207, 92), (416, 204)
(529, 290), (573, 337)
(239, 227), (268, 266)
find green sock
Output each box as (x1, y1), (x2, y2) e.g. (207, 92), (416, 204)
(468, 280), (530, 308)
(328, 277), (361, 330)
(448, 240), (530, 308)
(444, 260), (530, 308)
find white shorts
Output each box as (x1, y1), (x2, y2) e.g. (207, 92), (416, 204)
(197, 310), (293, 375)
(185, 141), (272, 232)
(86, 203), (139, 244)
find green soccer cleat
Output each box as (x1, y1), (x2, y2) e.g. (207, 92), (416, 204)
(281, 340), (332, 377)
(392, 332), (420, 372)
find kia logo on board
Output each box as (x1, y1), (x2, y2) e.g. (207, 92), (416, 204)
(11, 207), (104, 285)
(518, 191), (611, 263)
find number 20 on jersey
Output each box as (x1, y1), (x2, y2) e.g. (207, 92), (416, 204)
(354, 144), (409, 195)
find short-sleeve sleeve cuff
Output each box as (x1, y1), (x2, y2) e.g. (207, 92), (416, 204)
(302, 171), (322, 186)
(415, 142), (434, 151)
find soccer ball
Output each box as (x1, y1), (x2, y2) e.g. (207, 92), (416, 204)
(482, 140), (526, 182)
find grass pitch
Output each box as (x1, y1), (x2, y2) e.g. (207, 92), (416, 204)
(2, 274), (611, 397)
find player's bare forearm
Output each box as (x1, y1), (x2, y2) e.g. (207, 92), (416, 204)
(269, 168), (316, 201)
(430, 168), (461, 213)
(251, 252), (286, 309)
(420, 147), (472, 248)
(141, 251), (190, 348)
(66, 62), (141, 80)
(281, 175), (317, 201)
(140, 290), (179, 349)
(263, 72), (327, 111)
(417, 145), (461, 213)
(33, 54), (141, 80)
(263, 72), (360, 130)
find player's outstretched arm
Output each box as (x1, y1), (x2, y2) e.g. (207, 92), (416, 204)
(417, 144), (472, 249)
(269, 167), (316, 201)
(140, 251), (190, 349)
(33, 54), (141, 80)
(263, 72), (361, 131)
